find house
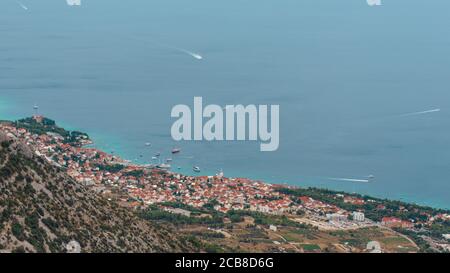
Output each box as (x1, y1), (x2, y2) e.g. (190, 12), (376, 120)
(381, 217), (413, 228)
(352, 211), (365, 222)
(344, 196), (365, 205)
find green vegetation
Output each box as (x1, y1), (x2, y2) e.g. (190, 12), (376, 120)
(139, 205), (224, 227)
(189, 230), (226, 239)
(14, 117), (89, 145)
(1, 140), (11, 149)
(123, 169), (145, 178)
(11, 221), (25, 241)
(159, 202), (210, 216)
(427, 219), (450, 238)
(301, 244), (321, 251)
(278, 187), (450, 248)
(181, 235), (224, 253)
(203, 199), (220, 211)
(277, 187), (448, 222)
(394, 228), (434, 252)
(226, 210), (313, 229)
(95, 163), (125, 173)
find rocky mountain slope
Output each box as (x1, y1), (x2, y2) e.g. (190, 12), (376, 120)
(0, 132), (197, 253)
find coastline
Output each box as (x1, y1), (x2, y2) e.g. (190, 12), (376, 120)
(0, 96), (448, 210)
(87, 133), (448, 210)
(79, 125), (450, 210)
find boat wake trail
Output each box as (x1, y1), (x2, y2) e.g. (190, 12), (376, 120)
(397, 108), (441, 117)
(327, 177), (370, 183)
(167, 46), (203, 60)
(15, 0), (28, 10)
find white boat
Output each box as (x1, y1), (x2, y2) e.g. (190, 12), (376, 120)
(193, 166), (201, 173)
(145, 142), (151, 147)
(157, 163), (171, 169)
(172, 148), (181, 154)
(216, 169), (224, 178)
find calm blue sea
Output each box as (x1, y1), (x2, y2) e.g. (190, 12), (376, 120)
(1, 0), (449, 208)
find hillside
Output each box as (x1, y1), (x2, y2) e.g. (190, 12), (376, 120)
(0, 132), (197, 253)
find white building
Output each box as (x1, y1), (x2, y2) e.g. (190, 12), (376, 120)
(326, 213), (347, 222)
(353, 211), (365, 222)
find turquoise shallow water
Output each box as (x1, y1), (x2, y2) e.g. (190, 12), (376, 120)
(1, 0), (449, 209)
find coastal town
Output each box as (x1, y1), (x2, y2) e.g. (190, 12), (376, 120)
(1, 115), (449, 253)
